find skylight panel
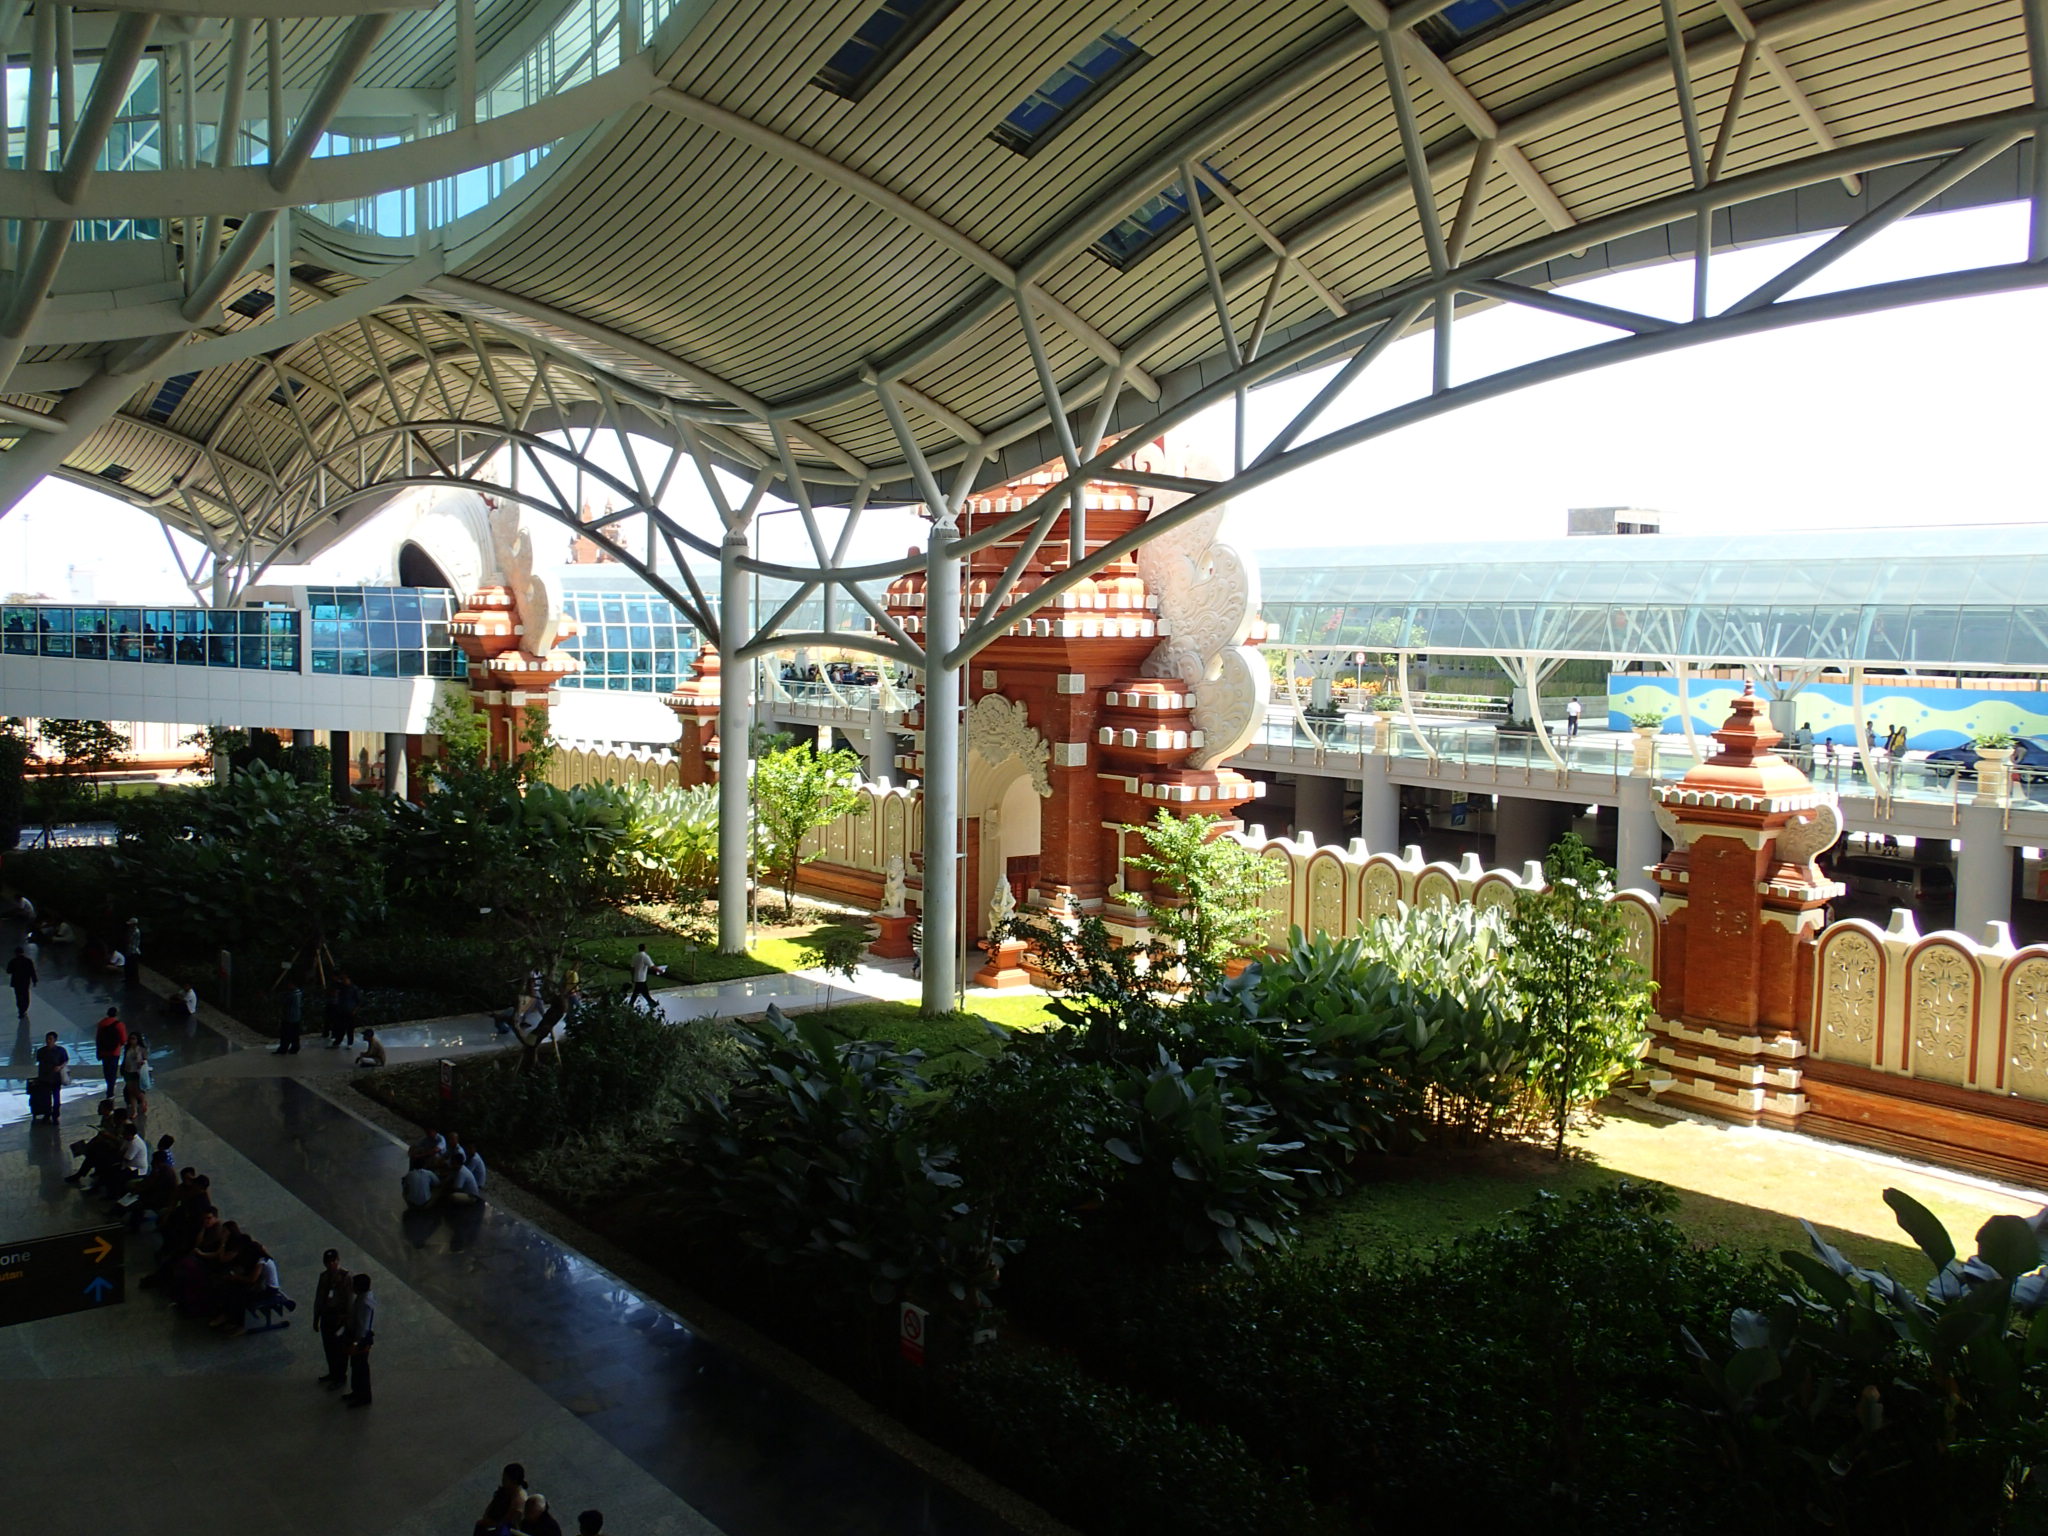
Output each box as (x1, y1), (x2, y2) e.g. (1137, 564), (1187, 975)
(813, 0), (965, 103)
(992, 30), (1148, 156)
(1416, 0), (1562, 57)
(1089, 166), (1228, 271)
(227, 287), (275, 318)
(144, 372), (198, 423)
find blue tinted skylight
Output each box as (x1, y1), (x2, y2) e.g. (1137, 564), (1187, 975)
(1419, 0), (1555, 53)
(144, 372), (198, 423)
(814, 0), (963, 102)
(992, 30), (1147, 155)
(1091, 166), (1228, 270)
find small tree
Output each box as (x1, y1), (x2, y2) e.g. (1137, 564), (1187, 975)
(1123, 810), (1284, 997)
(1507, 833), (1654, 1157)
(797, 926), (866, 1013)
(751, 741), (865, 920)
(40, 718), (130, 795)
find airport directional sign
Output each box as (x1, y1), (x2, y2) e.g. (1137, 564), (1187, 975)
(0, 1225), (124, 1328)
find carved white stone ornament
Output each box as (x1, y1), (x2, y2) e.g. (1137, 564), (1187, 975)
(1775, 798), (1844, 875)
(881, 856), (907, 918)
(1137, 500), (1270, 769)
(966, 694), (1052, 798)
(486, 496), (566, 652)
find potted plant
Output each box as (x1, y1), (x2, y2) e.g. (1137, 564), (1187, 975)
(1370, 693), (1399, 751)
(1628, 710), (1665, 773)
(1973, 730), (2015, 801)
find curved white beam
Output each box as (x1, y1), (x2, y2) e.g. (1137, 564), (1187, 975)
(0, 54), (657, 220)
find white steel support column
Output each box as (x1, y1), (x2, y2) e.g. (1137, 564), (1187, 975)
(1359, 762), (1400, 854)
(716, 531), (753, 953)
(1616, 774), (1662, 894)
(1955, 803), (2013, 939)
(921, 515), (963, 1014)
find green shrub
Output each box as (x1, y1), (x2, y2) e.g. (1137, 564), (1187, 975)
(1009, 1183), (1770, 1533)
(688, 1004), (1006, 1309)
(452, 992), (741, 1151)
(1686, 1190), (2048, 1532)
(939, 1345), (1337, 1536)
(1218, 905), (1533, 1144)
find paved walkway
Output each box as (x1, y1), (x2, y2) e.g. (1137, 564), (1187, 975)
(0, 930), (1026, 1536)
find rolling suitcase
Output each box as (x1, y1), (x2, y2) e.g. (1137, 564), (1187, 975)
(27, 1078), (55, 1121)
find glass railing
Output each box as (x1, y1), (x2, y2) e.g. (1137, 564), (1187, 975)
(1243, 706), (2048, 817)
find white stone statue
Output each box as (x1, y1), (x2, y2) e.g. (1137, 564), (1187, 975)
(881, 856), (907, 918)
(988, 878), (1018, 936)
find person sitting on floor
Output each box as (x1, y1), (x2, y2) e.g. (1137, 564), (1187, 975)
(408, 1128), (446, 1169)
(400, 1164), (440, 1209)
(452, 1136), (486, 1196)
(442, 1155), (482, 1206)
(354, 1028), (387, 1069)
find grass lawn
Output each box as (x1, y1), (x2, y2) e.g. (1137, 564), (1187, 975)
(783, 993), (1058, 1073)
(1306, 1101), (2042, 1283)
(576, 918), (872, 988)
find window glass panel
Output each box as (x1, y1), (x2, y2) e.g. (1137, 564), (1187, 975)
(311, 650), (339, 675)
(340, 650), (368, 676)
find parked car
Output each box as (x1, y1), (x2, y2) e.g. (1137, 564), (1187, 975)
(1834, 854), (1955, 907)
(1921, 735), (2048, 772)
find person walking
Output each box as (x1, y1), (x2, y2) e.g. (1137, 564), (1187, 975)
(326, 971), (361, 1049)
(313, 1250), (353, 1388)
(93, 1009), (127, 1098)
(628, 944), (658, 1008)
(1564, 697), (1582, 738)
(273, 979), (304, 1055)
(120, 1031), (152, 1124)
(342, 1271), (376, 1406)
(7, 944), (36, 1023)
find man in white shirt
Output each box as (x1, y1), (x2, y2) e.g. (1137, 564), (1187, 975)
(1565, 698), (1583, 738)
(628, 944), (661, 1008)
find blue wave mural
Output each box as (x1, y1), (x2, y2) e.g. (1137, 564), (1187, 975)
(1607, 678), (2048, 749)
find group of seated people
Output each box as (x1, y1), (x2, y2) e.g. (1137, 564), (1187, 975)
(65, 1099), (164, 1209)
(474, 1461), (606, 1536)
(115, 1144), (295, 1336)
(402, 1127), (488, 1209)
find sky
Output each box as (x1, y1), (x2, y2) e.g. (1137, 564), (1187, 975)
(3, 200), (2044, 602)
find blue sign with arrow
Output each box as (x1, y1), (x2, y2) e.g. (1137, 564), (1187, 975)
(0, 1224), (124, 1327)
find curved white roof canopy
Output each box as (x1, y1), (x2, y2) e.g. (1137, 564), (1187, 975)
(1, 0), (2043, 569)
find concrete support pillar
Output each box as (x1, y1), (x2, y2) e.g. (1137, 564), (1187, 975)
(291, 729), (314, 750)
(867, 704), (894, 783)
(1291, 772), (1344, 847)
(716, 533), (753, 954)
(383, 732), (408, 800)
(921, 517), (962, 1015)
(1359, 765), (1399, 853)
(329, 729), (350, 802)
(1494, 794), (1569, 871)
(1955, 802), (2014, 939)
(1616, 774), (1662, 895)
